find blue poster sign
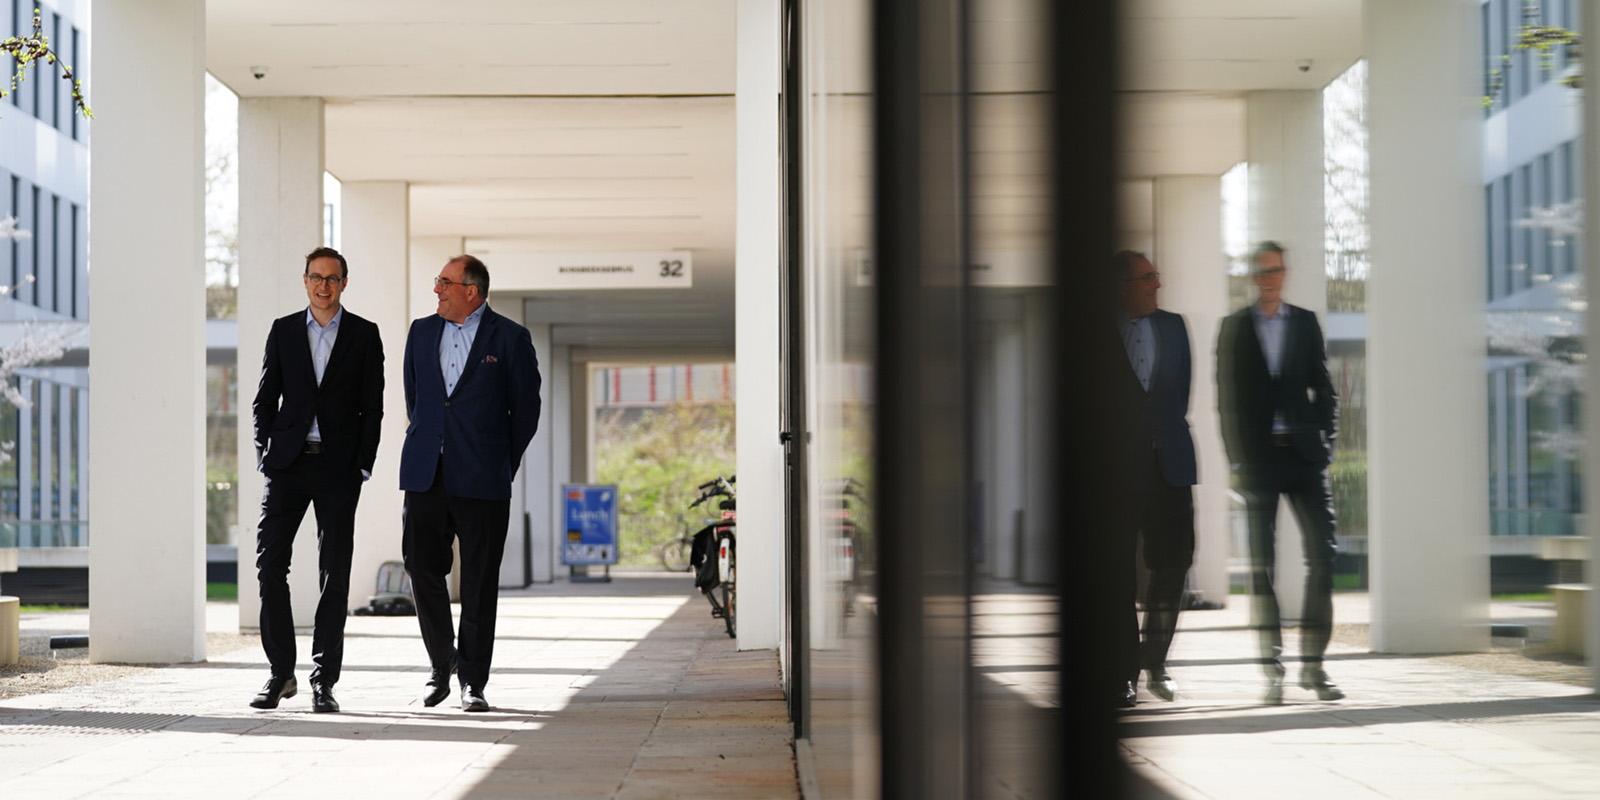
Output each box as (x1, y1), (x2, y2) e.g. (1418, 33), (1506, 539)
(561, 484), (619, 566)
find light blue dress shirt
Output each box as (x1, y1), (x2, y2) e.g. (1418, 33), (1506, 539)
(1252, 304), (1289, 434)
(1121, 315), (1155, 392)
(305, 307), (342, 443)
(440, 302), (487, 397)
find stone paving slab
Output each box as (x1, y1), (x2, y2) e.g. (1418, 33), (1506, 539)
(0, 577), (798, 799)
(1124, 593), (1600, 799)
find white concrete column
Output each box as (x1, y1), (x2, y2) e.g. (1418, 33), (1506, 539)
(544, 341), (573, 582)
(409, 237), (461, 322)
(1154, 175), (1231, 607)
(341, 181), (409, 610)
(1578, 0), (1600, 686)
(1020, 292), (1055, 585)
(1366, 0), (1489, 653)
(1247, 90), (1327, 621)
(523, 317), (556, 584)
(89, 0), (207, 663)
(496, 300), (529, 589)
(234, 97), (325, 631)
(735, 0), (782, 650)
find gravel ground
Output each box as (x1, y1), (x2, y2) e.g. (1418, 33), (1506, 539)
(1, 631), (257, 702)
(1330, 621), (1590, 687)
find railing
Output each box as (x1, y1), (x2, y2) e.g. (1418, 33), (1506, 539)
(0, 519), (88, 548)
(1491, 508), (1580, 537)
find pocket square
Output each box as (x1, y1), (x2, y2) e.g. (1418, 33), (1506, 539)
(483, 354), (499, 364)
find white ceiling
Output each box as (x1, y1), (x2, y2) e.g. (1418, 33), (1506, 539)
(206, 0), (1364, 351)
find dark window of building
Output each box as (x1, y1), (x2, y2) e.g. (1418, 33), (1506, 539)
(49, 194), (58, 312)
(9, 176), (17, 291)
(49, 12), (59, 129)
(1486, 183), (1496, 300)
(69, 201), (77, 317)
(29, 184), (39, 306)
(1539, 152), (1552, 276)
(1502, 173), (1514, 292)
(70, 26), (80, 140)
(10, 0), (21, 110)
(1482, 2), (1493, 116)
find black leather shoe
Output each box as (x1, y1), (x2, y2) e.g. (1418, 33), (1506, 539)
(311, 682), (340, 713)
(422, 667), (454, 707)
(250, 676), (297, 709)
(461, 685), (490, 713)
(1118, 681), (1137, 709)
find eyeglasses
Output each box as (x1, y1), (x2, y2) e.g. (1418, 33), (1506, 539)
(1255, 266), (1287, 277)
(434, 276), (478, 290)
(304, 274), (344, 287)
(1124, 271), (1160, 284)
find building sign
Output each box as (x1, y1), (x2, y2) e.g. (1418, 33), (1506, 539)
(561, 484), (619, 566)
(851, 249), (1048, 288)
(471, 250), (694, 291)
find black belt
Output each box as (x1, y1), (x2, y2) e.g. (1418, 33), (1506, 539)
(302, 440), (324, 455)
(1271, 432), (1293, 448)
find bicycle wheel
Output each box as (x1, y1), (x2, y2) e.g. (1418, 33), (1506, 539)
(659, 536), (692, 572)
(719, 540), (736, 638)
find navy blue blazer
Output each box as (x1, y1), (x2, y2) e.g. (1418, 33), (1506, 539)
(1140, 310), (1198, 487)
(399, 305), (542, 500)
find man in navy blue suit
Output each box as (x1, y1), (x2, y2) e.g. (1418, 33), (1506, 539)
(1114, 251), (1197, 707)
(400, 254), (541, 712)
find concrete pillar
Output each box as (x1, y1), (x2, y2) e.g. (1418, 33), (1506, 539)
(495, 299), (529, 589)
(1247, 90), (1327, 621)
(523, 318), (556, 584)
(341, 181), (409, 610)
(1366, 0), (1489, 653)
(1154, 175), (1230, 607)
(1020, 292), (1055, 585)
(1578, 0), (1600, 685)
(235, 97), (325, 631)
(543, 341), (573, 582)
(89, 0), (207, 663)
(409, 237), (461, 322)
(735, 0), (782, 649)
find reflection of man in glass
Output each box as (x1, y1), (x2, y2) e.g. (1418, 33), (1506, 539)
(1115, 251), (1196, 705)
(1217, 241), (1344, 704)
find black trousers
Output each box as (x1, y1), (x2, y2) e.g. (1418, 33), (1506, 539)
(1242, 444), (1338, 673)
(256, 451), (362, 685)
(1120, 453), (1195, 682)
(403, 462), (510, 690)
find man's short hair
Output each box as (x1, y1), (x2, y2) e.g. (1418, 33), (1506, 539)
(1250, 241), (1286, 272)
(1112, 250), (1149, 277)
(305, 246), (348, 278)
(450, 254), (491, 295)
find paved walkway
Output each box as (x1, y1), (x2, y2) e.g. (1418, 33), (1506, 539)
(0, 577), (798, 799)
(1125, 594), (1600, 800)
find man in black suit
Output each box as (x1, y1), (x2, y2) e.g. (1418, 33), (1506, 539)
(400, 255), (541, 712)
(1114, 251), (1197, 706)
(1217, 241), (1344, 704)
(250, 246), (385, 712)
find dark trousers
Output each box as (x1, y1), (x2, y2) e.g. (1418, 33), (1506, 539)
(256, 451), (362, 685)
(1137, 459), (1195, 676)
(403, 463), (510, 690)
(1242, 444), (1338, 673)
(1120, 454), (1195, 682)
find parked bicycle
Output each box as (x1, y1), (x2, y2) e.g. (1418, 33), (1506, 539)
(655, 519), (694, 573)
(687, 474), (736, 638)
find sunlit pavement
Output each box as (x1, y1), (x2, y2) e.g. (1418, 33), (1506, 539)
(0, 576), (798, 799)
(1123, 593), (1600, 800)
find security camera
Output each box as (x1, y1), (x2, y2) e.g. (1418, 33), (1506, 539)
(1296, 59), (1312, 74)
(250, 65), (268, 80)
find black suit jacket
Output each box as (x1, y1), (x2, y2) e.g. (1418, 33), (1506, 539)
(1132, 310), (1198, 487)
(1216, 303), (1337, 469)
(253, 308), (385, 475)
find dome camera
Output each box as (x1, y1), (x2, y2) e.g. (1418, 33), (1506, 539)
(251, 65), (268, 80)
(1296, 59), (1313, 74)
